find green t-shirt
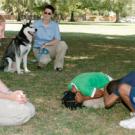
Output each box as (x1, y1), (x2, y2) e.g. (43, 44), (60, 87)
(68, 72), (111, 97)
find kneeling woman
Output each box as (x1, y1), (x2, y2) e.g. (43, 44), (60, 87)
(0, 80), (35, 126)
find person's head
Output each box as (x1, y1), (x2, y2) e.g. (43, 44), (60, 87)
(106, 79), (121, 94)
(62, 91), (82, 110)
(43, 5), (55, 21)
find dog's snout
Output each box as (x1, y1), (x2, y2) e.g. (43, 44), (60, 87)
(35, 29), (37, 31)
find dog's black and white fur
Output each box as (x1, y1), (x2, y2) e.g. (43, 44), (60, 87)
(0, 20), (37, 74)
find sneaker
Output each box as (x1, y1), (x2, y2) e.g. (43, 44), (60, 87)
(130, 112), (135, 117)
(119, 116), (135, 129)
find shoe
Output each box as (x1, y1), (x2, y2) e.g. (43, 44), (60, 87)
(37, 63), (44, 69)
(130, 112), (135, 117)
(55, 67), (63, 72)
(119, 116), (135, 129)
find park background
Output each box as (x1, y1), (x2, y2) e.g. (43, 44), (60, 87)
(1, 0), (135, 135)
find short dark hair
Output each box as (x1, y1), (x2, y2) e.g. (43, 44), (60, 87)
(106, 79), (121, 94)
(44, 5), (55, 14)
(62, 91), (82, 110)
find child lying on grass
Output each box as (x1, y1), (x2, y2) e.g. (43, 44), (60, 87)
(62, 72), (112, 110)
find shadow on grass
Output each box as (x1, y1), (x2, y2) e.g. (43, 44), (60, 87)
(0, 32), (135, 135)
(62, 32), (135, 46)
(1, 32), (135, 76)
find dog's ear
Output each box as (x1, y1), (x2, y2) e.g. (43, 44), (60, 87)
(22, 19), (27, 25)
(22, 19), (31, 25)
(28, 20), (31, 24)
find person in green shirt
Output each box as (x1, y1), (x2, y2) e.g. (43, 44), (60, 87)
(62, 72), (112, 109)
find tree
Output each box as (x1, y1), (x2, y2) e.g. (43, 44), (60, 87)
(2, 0), (41, 21)
(1, 0), (133, 22)
(52, 0), (82, 22)
(102, 0), (132, 22)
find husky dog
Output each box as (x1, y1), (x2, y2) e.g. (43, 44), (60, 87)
(0, 20), (37, 74)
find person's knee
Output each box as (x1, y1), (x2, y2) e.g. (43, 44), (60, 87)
(15, 102), (36, 125)
(23, 103), (35, 118)
(58, 41), (68, 51)
(0, 101), (35, 126)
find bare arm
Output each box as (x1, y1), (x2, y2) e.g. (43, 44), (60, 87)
(75, 92), (91, 103)
(42, 39), (60, 48)
(0, 90), (28, 104)
(0, 80), (27, 103)
(104, 89), (119, 108)
(0, 80), (10, 93)
(75, 90), (104, 103)
(0, 92), (16, 100)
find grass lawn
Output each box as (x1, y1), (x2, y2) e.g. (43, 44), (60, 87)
(0, 23), (135, 135)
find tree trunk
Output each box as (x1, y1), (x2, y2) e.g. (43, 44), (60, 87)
(115, 11), (119, 23)
(70, 11), (75, 22)
(17, 13), (21, 21)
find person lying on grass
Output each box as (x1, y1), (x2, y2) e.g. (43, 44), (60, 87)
(104, 71), (135, 129)
(0, 79), (35, 126)
(62, 72), (112, 110)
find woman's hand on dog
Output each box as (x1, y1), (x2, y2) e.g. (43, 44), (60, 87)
(9, 90), (28, 104)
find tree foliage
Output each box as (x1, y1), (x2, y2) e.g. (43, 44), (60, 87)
(102, 0), (132, 22)
(1, 0), (133, 22)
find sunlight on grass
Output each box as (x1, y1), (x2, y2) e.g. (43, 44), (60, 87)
(65, 56), (95, 60)
(106, 36), (116, 39)
(91, 44), (135, 51)
(122, 60), (132, 64)
(35, 97), (45, 104)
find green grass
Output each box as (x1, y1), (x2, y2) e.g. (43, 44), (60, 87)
(1, 24), (135, 134)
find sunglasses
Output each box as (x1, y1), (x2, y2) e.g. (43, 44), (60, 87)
(44, 11), (52, 15)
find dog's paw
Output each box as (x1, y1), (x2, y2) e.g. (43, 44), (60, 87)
(17, 70), (24, 74)
(25, 69), (31, 73)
